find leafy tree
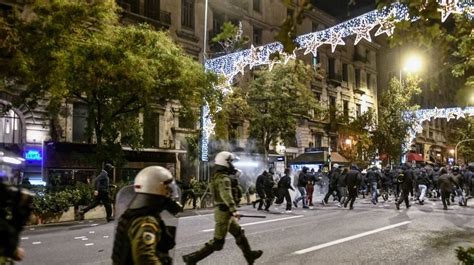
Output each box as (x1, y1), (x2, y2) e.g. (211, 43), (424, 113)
(376, 0), (473, 97)
(336, 110), (377, 164)
(276, 0), (311, 53)
(211, 21), (249, 55)
(219, 60), (322, 158)
(1, 0), (218, 166)
(372, 76), (421, 165)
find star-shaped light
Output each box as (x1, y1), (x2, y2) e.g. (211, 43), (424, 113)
(326, 29), (345, 53)
(303, 35), (324, 57)
(282, 51), (296, 65)
(235, 60), (247, 76)
(246, 45), (261, 70)
(438, 0), (462, 22)
(374, 20), (395, 37)
(268, 59), (281, 71)
(353, 19), (376, 45)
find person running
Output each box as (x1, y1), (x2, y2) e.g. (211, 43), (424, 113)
(344, 165), (362, 210)
(294, 167), (309, 209)
(438, 167), (459, 210)
(79, 163), (114, 222)
(416, 168), (431, 205)
(396, 163), (414, 210)
(323, 164), (341, 205)
(253, 171), (267, 211)
(275, 168), (295, 212)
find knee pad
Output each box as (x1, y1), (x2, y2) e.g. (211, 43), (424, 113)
(211, 238), (225, 250)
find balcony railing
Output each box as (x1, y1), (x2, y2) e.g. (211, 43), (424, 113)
(119, 6), (171, 29)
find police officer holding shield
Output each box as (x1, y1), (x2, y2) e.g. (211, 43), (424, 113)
(182, 151), (263, 264)
(111, 166), (182, 265)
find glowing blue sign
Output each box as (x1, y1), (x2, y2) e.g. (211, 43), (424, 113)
(24, 150), (42, 161)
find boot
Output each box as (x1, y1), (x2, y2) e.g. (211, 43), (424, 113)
(236, 232), (263, 264)
(182, 242), (216, 265)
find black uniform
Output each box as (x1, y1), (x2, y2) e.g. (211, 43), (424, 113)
(344, 167), (362, 209)
(81, 169), (113, 221)
(396, 166), (414, 210)
(323, 167), (341, 204)
(275, 173), (295, 211)
(438, 172), (458, 210)
(263, 173), (275, 211)
(254, 172), (267, 210)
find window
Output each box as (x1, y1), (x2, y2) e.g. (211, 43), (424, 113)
(144, 0), (160, 20)
(181, 0), (194, 29)
(314, 134), (322, 148)
(253, 0), (261, 12)
(429, 131), (433, 139)
(253, 27), (262, 45)
(127, 0), (140, 14)
(343, 100), (349, 118)
(312, 22), (319, 32)
(0, 109), (21, 144)
(355, 68), (361, 89)
(366, 73), (371, 90)
(143, 112), (160, 148)
(330, 136), (338, 152)
(356, 103), (361, 117)
(329, 96), (336, 109)
(73, 103), (88, 143)
(328, 57), (336, 79)
(342, 64), (348, 82)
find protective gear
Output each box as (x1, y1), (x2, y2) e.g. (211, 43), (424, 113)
(182, 238), (224, 264)
(333, 163), (340, 169)
(214, 151), (238, 169)
(134, 166), (175, 197)
(235, 229), (263, 264)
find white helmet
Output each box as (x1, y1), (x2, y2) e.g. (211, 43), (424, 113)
(214, 151), (238, 168)
(333, 163), (340, 169)
(134, 166), (176, 198)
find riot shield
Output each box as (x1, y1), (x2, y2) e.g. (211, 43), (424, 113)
(114, 185), (135, 222)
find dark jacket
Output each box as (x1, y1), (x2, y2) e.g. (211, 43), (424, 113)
(345, 169), (361, 188)
(336, 171), (347, 187)
(329, 168), (341, 188)
(256, 173), (266, 192)
(438, 173), (458, 192)
(94, 170), (110, 192)
(277, 175), (294, 191)
(297, 172), (308, 187)
(400, 168), (414, 191)
(367, 168), (382, 184)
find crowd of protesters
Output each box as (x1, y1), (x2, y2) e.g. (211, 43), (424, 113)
(248, 161), (473, 212)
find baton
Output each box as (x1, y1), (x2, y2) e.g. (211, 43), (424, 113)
(239, 214), (267, 218)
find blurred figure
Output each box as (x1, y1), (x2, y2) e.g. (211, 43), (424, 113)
(275, 168), (295, 212)
(263, 168), (275, 211)
(438, 167), (459, 210)
(416, 168), (431, 205)
(344, 165), (362, 210)
(464, 164), (473, 206)
(294, 167), (309, 209)
(180, 176), (198, 209)
(323, 164), (341, 205)
(253, 171), (267, 211)
(79, 163), (114, 222)
(396, 163), (414, 210)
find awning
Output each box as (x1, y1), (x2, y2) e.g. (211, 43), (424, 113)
(289, 151), (349, 165)
(289, 152), (325, 164)
(407, 152), (424, 162)
(331, 152), (349, 163)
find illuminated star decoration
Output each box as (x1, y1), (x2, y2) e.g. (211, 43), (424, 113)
(303, 34), (324, 56)
(353, 18), (376, 45)
(326, 29), (345, 53)
(374, 19), (396, 37)
(438, 0), (462, 22)
(282, 51), (296, 64)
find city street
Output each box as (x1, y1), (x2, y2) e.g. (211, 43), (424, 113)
(18, 196), (474, 265)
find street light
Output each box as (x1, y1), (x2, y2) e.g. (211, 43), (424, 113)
(345, 138), (352, 146)
(403, 54), (422, 73)
(455, 139), (474, 165)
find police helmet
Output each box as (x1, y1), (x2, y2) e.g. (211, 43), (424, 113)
(134, 166), (178, 199)
(214, 151), (238, 168)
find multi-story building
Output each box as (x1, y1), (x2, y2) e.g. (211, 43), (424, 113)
(0, 0), (379, 184)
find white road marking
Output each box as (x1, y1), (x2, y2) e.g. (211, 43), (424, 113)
(91, 224), (99, 227)
(29, 228), (35, 231)
(85, 243), (94, 246)
(293, 221), (411, 255)
(21, 237), (29, 240)
(89, 231), (95, 234)
(32, 242), (41, 245)
(103, 236), (109, 239)
(180, 213), (214, 219)
(74, 236), (86, 239)
(202, 215), (304, 232)
(82, 238), (89, 241)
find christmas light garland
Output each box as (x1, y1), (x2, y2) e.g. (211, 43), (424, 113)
(200, 0), (474, 161)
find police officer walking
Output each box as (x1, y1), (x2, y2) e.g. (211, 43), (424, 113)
(182, 151), (263, 264)
(112, 166), (182, 264)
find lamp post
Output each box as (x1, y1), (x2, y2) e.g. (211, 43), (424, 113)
(454, 139), (474, 165)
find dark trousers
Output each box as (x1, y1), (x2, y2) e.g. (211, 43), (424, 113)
(345, 186), (358, 208)
(264, 190), (274, 210)
(397, 189), (410, 208)
(324, 186), (338, 203)
(83, 191), (112, 219)
(256, 190), (266, 210)
(441, 190), (451, 208)
(276, 189), (292, 210)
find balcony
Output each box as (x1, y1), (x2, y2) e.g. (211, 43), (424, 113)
(353, 52), (368, 63)
(327, 73), (342, 86)
(120, 7), (171, 29)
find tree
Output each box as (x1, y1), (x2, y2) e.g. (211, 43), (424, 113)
(1, 0), (218, 166)
(376, 0), (473, 97)
(211, 21), (249, 55)
(218, 60), (322, 158)
(336, 110), (377, 165)
(372, 76), (421, 164)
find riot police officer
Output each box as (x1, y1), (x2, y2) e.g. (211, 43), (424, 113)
(111, 166), (182, 265)
(182, 151), (263, 264)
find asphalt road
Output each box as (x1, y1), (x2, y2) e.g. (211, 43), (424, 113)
(18, 196), (474, 265)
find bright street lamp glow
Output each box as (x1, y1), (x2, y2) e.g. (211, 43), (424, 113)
(449, 149), (455, 155)
(345, 139), (352, 145)
(403, 55), (422, 73)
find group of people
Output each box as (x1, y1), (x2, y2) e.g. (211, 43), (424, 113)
(249, 161), (473, 213)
